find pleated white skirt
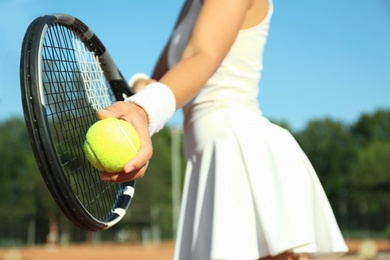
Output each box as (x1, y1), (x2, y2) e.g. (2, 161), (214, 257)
(173, 102), (348, 260)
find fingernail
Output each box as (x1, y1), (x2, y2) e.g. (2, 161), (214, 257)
(124, 165), (134, 173)
(100, 175), (111, 181)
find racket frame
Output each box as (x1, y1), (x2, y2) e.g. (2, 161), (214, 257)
(20, 14), (135, 231)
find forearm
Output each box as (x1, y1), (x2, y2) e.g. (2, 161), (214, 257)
(126, 52), (218, 135)
(130, 0), (250, 133)
(158, 52), (219, 109)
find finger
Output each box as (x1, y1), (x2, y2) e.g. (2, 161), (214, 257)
(121, 104), (152, 172)
(100, 167), (146, 183)
(124, 147), (151, 174)
(97, 102), (129, 120)
(97, 108), (117, 119)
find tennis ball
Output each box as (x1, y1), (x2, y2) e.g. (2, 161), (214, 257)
(84, 118), (141, 173)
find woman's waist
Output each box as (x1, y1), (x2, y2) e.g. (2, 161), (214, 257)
(183, 97), (261, 129)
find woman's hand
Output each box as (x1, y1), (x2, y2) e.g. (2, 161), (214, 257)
(97, 101), (152, 183)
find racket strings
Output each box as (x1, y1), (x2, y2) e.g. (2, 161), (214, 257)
(72, 39), (112, 111)
(42, 28), (87, 171)
(40, 23), (122, 221)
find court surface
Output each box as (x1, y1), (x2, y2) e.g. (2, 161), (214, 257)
(0, 240), (389, 260)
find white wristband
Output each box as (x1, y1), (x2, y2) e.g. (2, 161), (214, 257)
(125, 82), (176, 136)
(128, 73), (150, 88)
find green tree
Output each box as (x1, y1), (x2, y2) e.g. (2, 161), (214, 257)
(0, 118), (61, 245)
(349, 109), (390, 229)
(295, 118), (357, 202)
(0, 118), (39, 218)
(349, 141), (390, 210)
(351, 109), (390, 145)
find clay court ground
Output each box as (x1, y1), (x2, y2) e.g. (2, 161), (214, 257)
(0, 240), (389, 260)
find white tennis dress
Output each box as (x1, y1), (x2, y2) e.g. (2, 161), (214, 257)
(167, 0), (349, 259)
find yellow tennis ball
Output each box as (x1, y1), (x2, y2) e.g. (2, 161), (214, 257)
(84, 118), (141, 173)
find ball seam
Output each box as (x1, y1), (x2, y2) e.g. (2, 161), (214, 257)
(116, 120), (139, 153)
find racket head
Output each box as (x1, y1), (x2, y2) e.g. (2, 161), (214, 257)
(20, 14), (135, 231)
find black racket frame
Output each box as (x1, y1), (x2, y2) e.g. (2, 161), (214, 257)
(20, 14), (135, 231)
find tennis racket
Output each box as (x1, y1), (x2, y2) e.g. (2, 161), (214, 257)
(20, 14), (135, 231)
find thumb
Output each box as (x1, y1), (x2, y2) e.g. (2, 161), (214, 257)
(97, 109), (116, 120)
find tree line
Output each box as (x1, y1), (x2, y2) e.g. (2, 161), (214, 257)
(0, 109), (389, 246)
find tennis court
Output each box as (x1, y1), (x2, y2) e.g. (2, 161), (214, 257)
(1, 240), (390, 260)
(0, 241), (174, 260)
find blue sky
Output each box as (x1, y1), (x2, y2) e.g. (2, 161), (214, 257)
(1, 0), (389, 131)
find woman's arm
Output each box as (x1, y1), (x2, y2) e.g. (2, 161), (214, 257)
(155, 0), (252, 108)
(98, 0), (255, 182)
